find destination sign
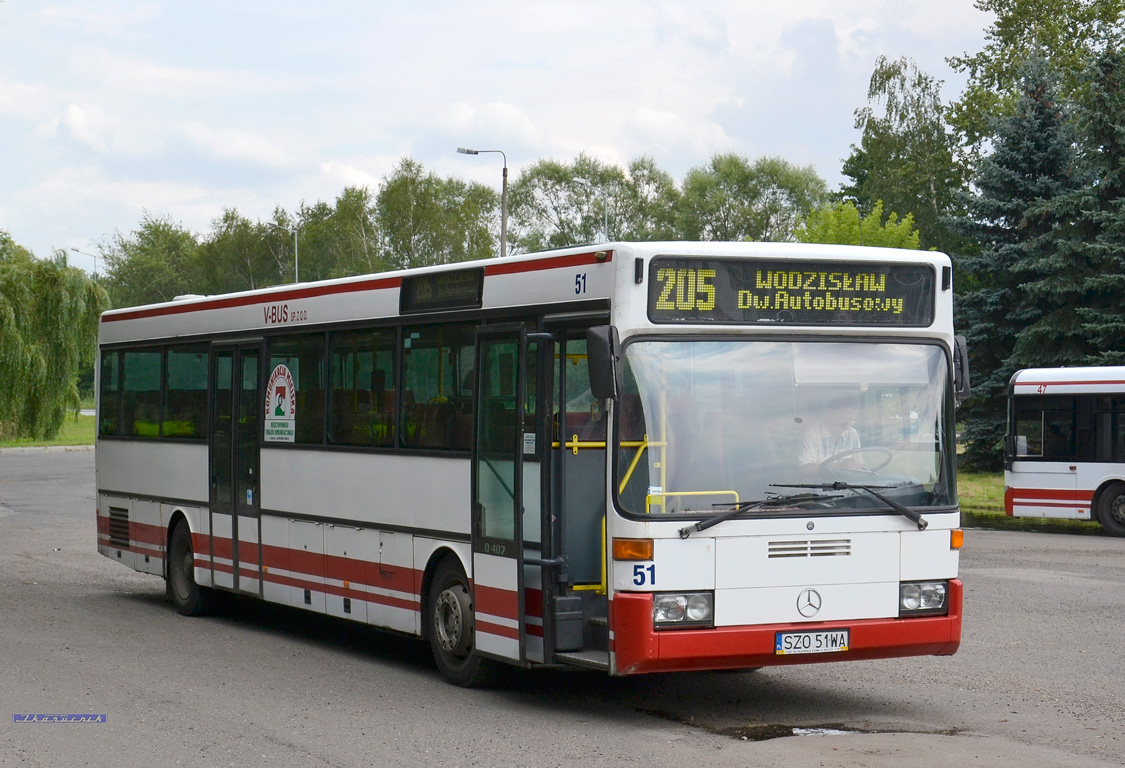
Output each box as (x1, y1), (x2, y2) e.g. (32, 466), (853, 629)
(648, 257), (935, 326)
(400, 267), (485, 314)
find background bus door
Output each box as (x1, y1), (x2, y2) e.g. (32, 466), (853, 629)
(209, 343), (262, 596)
(471, 326), (530, 664)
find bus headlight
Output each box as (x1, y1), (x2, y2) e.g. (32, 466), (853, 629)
(899, 581), (948, 616)
(653, 592), (714, 629)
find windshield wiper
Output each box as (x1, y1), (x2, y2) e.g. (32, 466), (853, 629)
(771, 481), (928, 530)
(678, 493), (836, 539)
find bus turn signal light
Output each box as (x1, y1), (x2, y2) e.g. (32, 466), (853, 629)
(951, 529), (964, 550)
(612, 538), (654, 561)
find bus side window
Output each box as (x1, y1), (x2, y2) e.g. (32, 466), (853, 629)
(402, 323), (474, 450)
(269, 333), (326, 445)
(121, 348), (162, 438)
(99, 350), (121, 437)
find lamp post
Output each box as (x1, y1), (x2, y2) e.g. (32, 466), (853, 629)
(70, 247), (98, 280)
(457, 147), (507, 258)
(269, 222), (300, 283)
(573, 179), (610, 243)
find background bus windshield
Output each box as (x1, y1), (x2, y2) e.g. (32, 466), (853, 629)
(616, 340), (954, 515)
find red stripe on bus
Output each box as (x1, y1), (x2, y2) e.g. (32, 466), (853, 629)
(97, 536), (166, 560)
(95, 514), (164, 549)
(476, 619), (520, 640)
(475, 584), (519, 621)
(524, 587), (543, 619)
(129, 520), (165, 546)
(210, 536), (234, 561)
(1015, 379), (1125, 389)
(262, 571), (420, 611)
(1005, 486), (1093, 515)
(483, 250), (613, 276)
(101, 275), (404, 323)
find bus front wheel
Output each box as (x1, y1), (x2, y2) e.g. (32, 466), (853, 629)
(427, 558), (495, 687)
(1097, 484), (1125, 537)
(168, 522), (213, 616)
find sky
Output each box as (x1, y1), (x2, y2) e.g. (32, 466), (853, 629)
(0, 1), (991, 271)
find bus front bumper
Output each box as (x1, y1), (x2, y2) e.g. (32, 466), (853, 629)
(610, 579), (963, 676)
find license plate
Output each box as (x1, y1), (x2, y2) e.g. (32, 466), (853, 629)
(775, 629), (850, 655)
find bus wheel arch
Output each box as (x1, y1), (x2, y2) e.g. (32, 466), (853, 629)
(167, 516), (214, 615)
(423, 552), (496, 687)
(1095, 482), (1125, 537)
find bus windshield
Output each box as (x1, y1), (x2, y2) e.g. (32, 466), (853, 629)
(616, 339), (955, 516)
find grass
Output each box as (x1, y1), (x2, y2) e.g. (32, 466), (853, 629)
(958, 469), (1103, 535)
(0, 413), (96, 448)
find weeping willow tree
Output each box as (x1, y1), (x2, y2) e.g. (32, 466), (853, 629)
(0, 231), (108, 440)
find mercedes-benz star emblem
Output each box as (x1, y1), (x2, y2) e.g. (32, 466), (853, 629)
(797, 588), (822, 618)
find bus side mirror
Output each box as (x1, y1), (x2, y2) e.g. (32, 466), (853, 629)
(587, 325), (622, 402)
(954, 335), (971, 404)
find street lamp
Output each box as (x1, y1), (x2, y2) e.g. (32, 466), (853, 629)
(70, 247), (99, 280)
(457, 147), (507, 258)
(573, 179), (610, 243)
(269, 222), (301, 283)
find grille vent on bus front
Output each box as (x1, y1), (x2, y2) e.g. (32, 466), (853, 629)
(108, 507), (130, 548)
(768, 539), (851, 558)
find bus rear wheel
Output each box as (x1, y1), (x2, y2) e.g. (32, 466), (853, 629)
(427, 558), (495, 687)
(168, 522), (213, 616)
(1097, 484), (1125, 537)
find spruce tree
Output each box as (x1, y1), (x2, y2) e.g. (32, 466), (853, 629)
(954, 57), (1081, 469)
(1076, 46), (1125, 364)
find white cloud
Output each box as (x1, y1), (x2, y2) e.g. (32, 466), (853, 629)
(0, 0), (990, 258)
(178, 123), (303, 171)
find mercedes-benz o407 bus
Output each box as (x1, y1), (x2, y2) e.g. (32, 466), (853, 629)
(96, 242), (967, 685)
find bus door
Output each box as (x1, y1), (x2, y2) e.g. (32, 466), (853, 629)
(1008, 396), (1083, 518)
(471, 325), (532, 664)
(548, 329), (610, 665)
(209, 342), (262, 596)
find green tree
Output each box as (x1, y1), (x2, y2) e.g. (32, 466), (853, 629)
(841, 56), (969, 253)
(947, 0), (1125, 153)
(197, 208), (283, 293)
(613, 156), (682, 241)
(1071, 45), (1125, 363)
(954, 58), (1081, 469)
(377, 158), (499, 269)
(794, 200), (921, 249)
(101, 213), (202, 307)
(509, 154), (628, 252)
(677, 154), (828, 242)
(0, 232), (107, 439)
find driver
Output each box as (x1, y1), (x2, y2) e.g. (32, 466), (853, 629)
(799, 392), (862, 475)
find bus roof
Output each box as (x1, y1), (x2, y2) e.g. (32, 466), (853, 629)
(98, 241), (953, 345)
(1010, 366), (1125, 394)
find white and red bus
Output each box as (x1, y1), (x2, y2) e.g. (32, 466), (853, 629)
(96, 241), (966, 685)
(1005, 366), (1125, 536)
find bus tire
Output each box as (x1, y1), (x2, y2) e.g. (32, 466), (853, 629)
(427, 558), (495, 687)
(1097, 484), (1125, 537)
(168, 522), (213, 616)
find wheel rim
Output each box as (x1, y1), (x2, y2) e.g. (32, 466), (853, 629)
(433, 585), (470, 659)
(1111, 494), (1125, 525)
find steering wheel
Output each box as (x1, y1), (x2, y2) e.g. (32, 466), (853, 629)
(818, 445), (893, 474)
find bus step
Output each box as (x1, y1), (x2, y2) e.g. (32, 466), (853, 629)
(556, 649), (609, 670)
